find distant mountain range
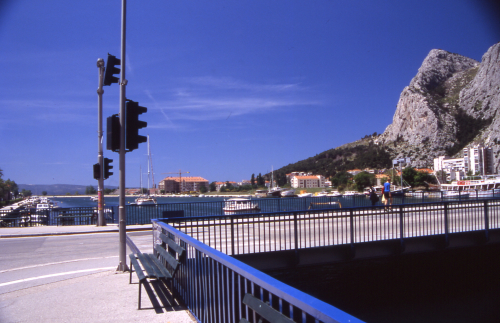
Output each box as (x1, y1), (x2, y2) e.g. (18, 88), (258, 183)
(18, 184), (118, 196)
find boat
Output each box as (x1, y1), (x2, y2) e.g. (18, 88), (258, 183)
(223, 198), (260, 214)
(90, 196), (98, 202)
(441, 191), (470, 199)
(343, 191), (362, 197)
(254, 190), (268, 198)
(326, 191), (343, 197)
(135, 196), (157, 205)
(280, 189), (296, 197)
(297, 192), (313, 198)
(135, 135), (157, 206)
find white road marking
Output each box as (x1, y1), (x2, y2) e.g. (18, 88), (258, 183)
(0, 267), (116, 287)
(0, 256), (119, 273)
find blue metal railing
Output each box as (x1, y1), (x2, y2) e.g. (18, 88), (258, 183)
(2, 191), (500, 227)
(161, 199), (500, 256)
(152, 219), (364, 323)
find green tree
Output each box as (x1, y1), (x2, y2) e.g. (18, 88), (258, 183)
(257, 173), (265, 187)
(251, 174), (255, 188)
(331, 171), (351, 187)
(199, 185), (208, 193)
(85, 186), (97, 195)
(21, 189), (32, 197)
(353, 172), (375, 191)
(42, 191), (48, 196)
(209, 182), (217, 192)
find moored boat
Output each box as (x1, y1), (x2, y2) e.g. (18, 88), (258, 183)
(223, 198), (260, 214)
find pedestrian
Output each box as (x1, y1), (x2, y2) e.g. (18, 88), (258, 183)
(369, 186), (379, 207)
(383, 179), (392, 210)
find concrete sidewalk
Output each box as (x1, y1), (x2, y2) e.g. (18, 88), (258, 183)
(0, 224), (197, 323)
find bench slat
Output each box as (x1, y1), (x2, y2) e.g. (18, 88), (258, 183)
(136, 251), (161, 279)
(155, 244), (180, 273)
(146, 253), (173, 280)
(242, 293), (296, 323)
(129, 254), (147, 281)
(159, 232), (185, 257)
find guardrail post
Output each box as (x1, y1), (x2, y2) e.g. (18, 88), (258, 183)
(294, 212), (299, 264)
(399, 205), (405, 252)
(350, 209), (355, 258)
(484, 200), (489, 242)
(444, 202), (449, 247)
(231, 217), (235, 255)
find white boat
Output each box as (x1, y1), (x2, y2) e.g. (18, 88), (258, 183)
(223, 198), (260, 214)
(343, 191), (362, 196)
(254, 190), (268, 198)
(441, 191), (469, 199)
(326, 191), (343, 197)
(297, 192), (313, 198)
(135, 196), (157, 205)
(280, 189), (296, 197)
(90, 196), (99, 202)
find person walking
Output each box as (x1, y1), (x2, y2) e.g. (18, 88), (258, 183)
(369, 186), (379, 207)
(383, 179), (392, 210)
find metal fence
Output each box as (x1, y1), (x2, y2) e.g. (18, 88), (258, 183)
(160, 199), (500, 256)
(0, 207), (116, 227)
(152, 219), (364, 323)
(2, 191), (500, 227)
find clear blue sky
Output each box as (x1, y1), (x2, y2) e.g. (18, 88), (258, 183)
(1, 0), (499, 187)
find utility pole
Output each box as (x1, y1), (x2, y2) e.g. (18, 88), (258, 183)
(96, 58), (106, 226)
(117, 0), (128, 272)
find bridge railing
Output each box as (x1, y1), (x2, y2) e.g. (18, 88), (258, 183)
(160, 199), (500, 256)
(152, 219), (364, 323)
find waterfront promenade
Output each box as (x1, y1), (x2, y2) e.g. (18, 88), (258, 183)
(0, 224), (195, 323)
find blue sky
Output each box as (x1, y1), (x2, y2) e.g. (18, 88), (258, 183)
(1, 0), (499, 187)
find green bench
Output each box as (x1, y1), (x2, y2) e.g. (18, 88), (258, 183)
(129, 232), (185, 309)
(240, 293), (296, 323)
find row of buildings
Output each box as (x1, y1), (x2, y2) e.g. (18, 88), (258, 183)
(434, 145), (495, 181)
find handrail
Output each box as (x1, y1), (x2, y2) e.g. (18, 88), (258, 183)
(153, 219), (364, 323)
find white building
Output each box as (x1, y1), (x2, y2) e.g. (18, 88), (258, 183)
(290, 175), (326, 188)
(434, 145), (494, 180)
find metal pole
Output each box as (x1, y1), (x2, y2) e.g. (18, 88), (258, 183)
(97, 58), (106, 227)
(117, 0), (129, 272)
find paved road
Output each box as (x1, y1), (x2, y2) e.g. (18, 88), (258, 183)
(0, 229), (195, 323)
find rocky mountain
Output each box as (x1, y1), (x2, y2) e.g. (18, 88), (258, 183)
(274, 42), (500, 178)
(376, 42), (500, 170)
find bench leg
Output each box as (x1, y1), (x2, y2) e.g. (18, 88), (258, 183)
(138, 281), (142, 310)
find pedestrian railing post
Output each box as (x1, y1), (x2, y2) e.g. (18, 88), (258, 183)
(231, 217), (235, 255)
(444, 202), (449, 246)
(484, 200), (489, 241)
(399, 205), (405, 251)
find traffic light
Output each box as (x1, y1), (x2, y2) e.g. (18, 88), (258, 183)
(93, 163), (100, 180)
(125, 100), (147, 151)
(103, 158), (113, 179)
(103, 53), (121, 86)
(107, 114), (120, 152)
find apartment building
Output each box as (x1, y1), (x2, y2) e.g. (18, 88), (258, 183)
(158, 176), (209, 193)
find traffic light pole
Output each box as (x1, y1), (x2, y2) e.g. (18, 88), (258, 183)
(96, 58), (106, 227)
(117, 0), (129, 272)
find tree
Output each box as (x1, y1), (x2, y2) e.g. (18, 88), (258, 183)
(353, 172), (375, 192)
(42, 191), (48, 196)
(251, 174), (255, 188)
(209, 182), (217, 192)
(257, 173), (265, 187)
(85, 186), (97, 195)
(21, 189), (32, 197)
(331, 171), (351, 187)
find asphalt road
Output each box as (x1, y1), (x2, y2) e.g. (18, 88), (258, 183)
(0, 233), (122, 294)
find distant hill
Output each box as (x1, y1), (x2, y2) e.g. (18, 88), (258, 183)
(18, 184), (118, 196)
(273, 42), (500, 179)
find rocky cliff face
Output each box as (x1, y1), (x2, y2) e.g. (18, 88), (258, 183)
(376, 42), (500, 170)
